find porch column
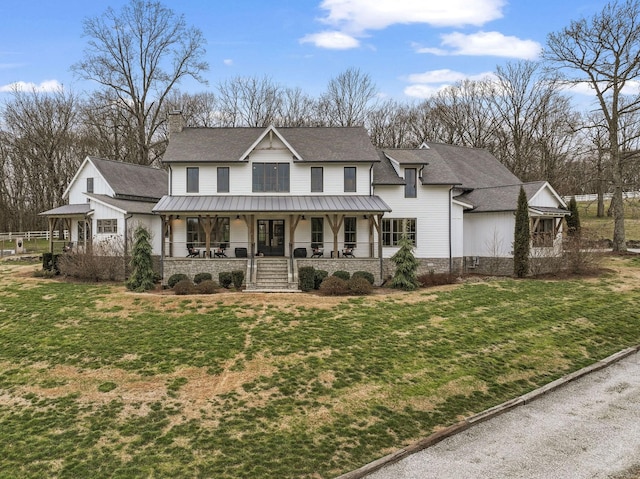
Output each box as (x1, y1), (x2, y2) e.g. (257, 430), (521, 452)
(48, 217), (55, 253)
(200, 215), (217, 258)
(289, 214), (302, 256)
(326, 214), (344, 258)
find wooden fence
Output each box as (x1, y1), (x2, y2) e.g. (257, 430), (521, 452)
(0, 230), (69, 241)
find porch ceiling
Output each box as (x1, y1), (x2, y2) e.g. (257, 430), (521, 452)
(152, 195), (391, 214)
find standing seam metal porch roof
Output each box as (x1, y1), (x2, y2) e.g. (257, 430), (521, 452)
(152, 195), (391, 213)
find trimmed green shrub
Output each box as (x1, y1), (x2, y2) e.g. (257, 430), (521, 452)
(126, 225), (155, 292)
(514, 186), (530, 278)
(42, 252), (60, 273)
(347, 276), (373, 295)
(231, 270), (245, 289)
(319, 275), (349, 296)
(314, 269), (329, 289)
(299, 266), (316, 291)
(168, 273), (189, 288)
(352, 270), (374, 285)
(173, 279), (194, 295)
(194, 272), (212, 284)
(219, 272), (232, 289)
(390, 234), (419, 291)
(332, 270), (350, 281)
(196, 279), (219, 294)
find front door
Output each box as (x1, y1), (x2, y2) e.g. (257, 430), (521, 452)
(257, 219), (285, 256)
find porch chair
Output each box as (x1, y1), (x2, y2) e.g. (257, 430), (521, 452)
(186, 243), (200, 258)
(342, 244), (355, 258)
(63, 242), (73, 253)
(311, 243), (324, 258)
(214, 243), (227, 258)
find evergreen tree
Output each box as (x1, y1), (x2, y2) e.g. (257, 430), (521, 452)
(126, 225), (155, 292)
(514, 186), (530, 278)
(566, 196), (581, 236)
(390, 231), (419, 291)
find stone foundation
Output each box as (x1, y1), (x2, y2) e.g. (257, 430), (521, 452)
(163, 257), (248, 285)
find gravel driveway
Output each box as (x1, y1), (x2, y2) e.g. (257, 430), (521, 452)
(363, 350), (640, 479)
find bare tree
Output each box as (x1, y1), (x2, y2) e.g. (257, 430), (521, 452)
(73, 0), (208, 165)
(317, 68), (377, 127)
(367, 99), (416, 148)
(216, 76), (282, 127)
(2, 87), (81, 229)
(276, 87), (317, 127)
(544, 0), (640, 251)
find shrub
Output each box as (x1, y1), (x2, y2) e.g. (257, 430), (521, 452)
(319, 275), (349, 295)
(314, 269), (328, 289)
(514, 186), (530, 277)
(194, 272), (212, 284)
(417, 271), (456, 287)
(126, 225), (155, 292)
(173, 279), (194, 295)
(33, 268), (56, 279)
(390, 234), (419, 290)
(219, 271), (232, 289)
(168, 273), (189, 288)
(332, 270), (350, 281)
(298, 266), (315, 291)
(347, 276), (373, 295)
(196, 279), (219, 294)
(352, 270), (374, 285)
(231, 270), (245, 289)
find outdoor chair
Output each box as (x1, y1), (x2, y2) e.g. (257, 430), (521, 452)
(342, 244), (355, 258)
(311, 244), (324, 258)
(214, 243), (227, 258)
(62, 242), (73, 253)
(186, 243), (200, 258)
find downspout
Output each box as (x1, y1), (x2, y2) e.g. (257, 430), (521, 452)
(369, 163), (374, 195)
(168, 165), (173, 195)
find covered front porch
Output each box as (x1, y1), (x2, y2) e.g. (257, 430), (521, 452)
(39, 204), (93, 254)
(153, 195), (392, 288)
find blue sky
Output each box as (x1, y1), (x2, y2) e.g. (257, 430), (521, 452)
(0, 0), (603, 101)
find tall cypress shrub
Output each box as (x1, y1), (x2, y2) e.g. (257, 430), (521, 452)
(514, 186), (530, 278)
(126, 225), (155, 292)
(567, 196), (581, 236)
(390, 233), (419, 290)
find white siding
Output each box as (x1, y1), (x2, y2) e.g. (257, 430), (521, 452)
(374, 183), (452, 258)
(451, 203), (464, 258)
(530, 185), (562, 208)
(463, 212), (514, 257)
(67, 161), (114, 204)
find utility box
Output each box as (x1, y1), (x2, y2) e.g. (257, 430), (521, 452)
(15, 237), (25, 254)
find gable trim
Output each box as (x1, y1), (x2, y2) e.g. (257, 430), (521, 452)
(238, 125), (304, 162)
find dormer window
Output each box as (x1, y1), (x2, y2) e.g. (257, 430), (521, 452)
(87, 177), (94, 193)
(405, 168), (417, 198)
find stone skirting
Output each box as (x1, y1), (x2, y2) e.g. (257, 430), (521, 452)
(163, 257), (248, 285)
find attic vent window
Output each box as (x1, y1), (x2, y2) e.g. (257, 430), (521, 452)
(87, 177), (94, 193)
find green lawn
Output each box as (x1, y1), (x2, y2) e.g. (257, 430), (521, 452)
(1, 257), (640, 478)
(579, 198), (640, 241)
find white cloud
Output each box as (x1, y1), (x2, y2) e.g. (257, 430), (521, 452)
(416, 31), (542, 60)
(0, 79), (63, 93)
(319, 0), (505, 31)
(223, 59), (233, 66)
(404, 69), (496, 99)
(300, 31), (360, 49)
(303, 0), (505, 49)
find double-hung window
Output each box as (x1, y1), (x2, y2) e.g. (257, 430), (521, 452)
(344, 167), (356, 192)
(97, 219), (118, 234)
(311, 167), (323, 193)
(311, 217), (324, 244)
(344, 217), (356, 245)
(217, 167), (229, 193)
(186, 167), (199, 193)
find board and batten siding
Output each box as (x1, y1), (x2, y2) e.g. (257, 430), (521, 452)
(67, 162), (114, 204)
(530, 185), (562, 208)
(463, 211), (514, 257)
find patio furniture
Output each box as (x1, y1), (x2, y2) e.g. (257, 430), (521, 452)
(294, 247), (307, 258)
(187, 243), (200, 258)
(342, 244), (355, 258)
(311, 244), (324, 258)
(235, 247), (248, 258)
(214, 243), (227, 258)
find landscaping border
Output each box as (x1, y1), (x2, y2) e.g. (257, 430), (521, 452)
(336, 345), (640, 479)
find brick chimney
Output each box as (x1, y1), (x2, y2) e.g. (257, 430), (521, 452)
(168, 110), (184, 136)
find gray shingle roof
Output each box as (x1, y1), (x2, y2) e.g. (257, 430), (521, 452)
(153, 195), (391, 213)
(456, 181), (558, 213)
(90, 157), (167, 200)
(86, 194), (158, 215)
(163, 126), (380, 163)
(425, 143), (521, 189)
(372, 151), (405, 185)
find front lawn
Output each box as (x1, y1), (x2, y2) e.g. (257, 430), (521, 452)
(1, 256), (639, 478)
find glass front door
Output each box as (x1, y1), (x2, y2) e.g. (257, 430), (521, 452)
(257, 219), (285, 256)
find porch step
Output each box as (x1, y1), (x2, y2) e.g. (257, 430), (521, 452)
(246, 258), (300, 292)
